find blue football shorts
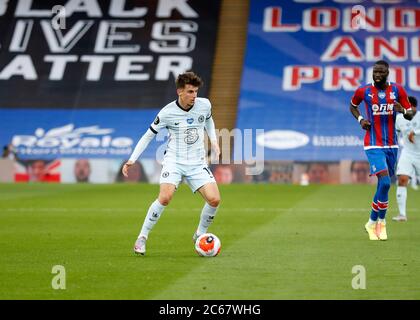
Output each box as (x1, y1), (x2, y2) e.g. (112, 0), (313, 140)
(365, 148), (398, 177)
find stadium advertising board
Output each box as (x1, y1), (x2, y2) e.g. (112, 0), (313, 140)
(0, 0), (221, 159)
(236, 0), (420, 161)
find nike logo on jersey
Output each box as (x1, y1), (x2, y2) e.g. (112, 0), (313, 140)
(368, 94), (374, 98)
(174, 122), (180, 125)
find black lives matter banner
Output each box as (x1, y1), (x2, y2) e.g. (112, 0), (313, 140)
(0, 0), (221, 109)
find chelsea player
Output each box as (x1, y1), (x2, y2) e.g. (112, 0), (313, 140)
(123, 72), (221, 255)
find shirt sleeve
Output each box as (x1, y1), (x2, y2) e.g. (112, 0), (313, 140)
(204, 100), (216, 141)
(128, 129), (155, 162)
(149, 110), (167, 134)
(205, 117), (217, 141)
(128, 110), (167, 162)
(206, 105), (212, 120)
(396, 84), (412, 111)
(350, 87), (364, 107)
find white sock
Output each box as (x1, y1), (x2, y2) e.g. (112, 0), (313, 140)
(138, 199), (166, 239)
(368, 219), (377, 226)
(396, 186), (407, 217)
(197, 203), (219, 235)
(379, 218), (386, 224)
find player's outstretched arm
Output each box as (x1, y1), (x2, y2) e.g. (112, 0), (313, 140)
(211, 141), (220, 160)
(122, 129), (156, 177)
(122, 161), (134, 177)
(205, 116), (220, 160)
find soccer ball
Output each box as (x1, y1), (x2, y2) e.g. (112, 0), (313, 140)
(195, 233), (221, 257)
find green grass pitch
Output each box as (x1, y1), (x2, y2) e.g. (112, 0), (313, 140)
(1, 183), (419, 299)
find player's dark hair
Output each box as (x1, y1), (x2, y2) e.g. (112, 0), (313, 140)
(176, 72), (203, 89)
(374, 60), (389, 68)
(408, 96), (418, 107)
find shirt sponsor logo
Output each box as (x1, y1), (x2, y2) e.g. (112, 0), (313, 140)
(372, 103), (394, 115)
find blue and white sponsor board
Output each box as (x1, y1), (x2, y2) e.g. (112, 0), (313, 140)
(0, 109), (168, 160)
(0, 1), (221, 160)
(236, 0), (420, 161)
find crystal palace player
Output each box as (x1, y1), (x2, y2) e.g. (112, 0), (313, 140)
(350, 60), (413, 241)
(122, 72), (221, 255)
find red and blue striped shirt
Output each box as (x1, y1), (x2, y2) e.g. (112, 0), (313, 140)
(351, 82), (411, 149)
